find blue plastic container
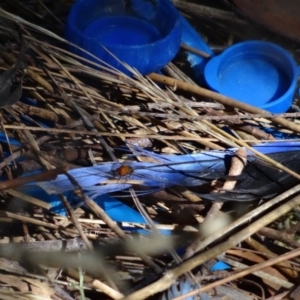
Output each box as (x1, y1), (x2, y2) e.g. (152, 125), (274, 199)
(65, 0), (182, 75)
(204, 41), (300, 113)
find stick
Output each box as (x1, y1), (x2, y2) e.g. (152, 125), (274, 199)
(148, 73), (300, 134)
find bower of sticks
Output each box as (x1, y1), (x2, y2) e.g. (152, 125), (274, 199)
(0, 1), (299, 299)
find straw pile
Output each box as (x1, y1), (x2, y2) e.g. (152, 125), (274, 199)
(0, 1), (298, 299)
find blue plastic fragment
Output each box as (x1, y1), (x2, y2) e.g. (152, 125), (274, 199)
(93, 193), (145, 223)
(35, 141), (300, 199)
(180, 15), (214, 80)
(262, 126), (300, 140)
(20, 97), (38, 106)
(4, 140), (300, 234)
(20, 185), (145, 221)
(0, 132), (21, 147)
(161, 277), (210, 300)
(20, 114), (54, 129)
(210, 260), (231, 271)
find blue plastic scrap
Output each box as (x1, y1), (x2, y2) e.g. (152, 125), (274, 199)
(37, 142), (300, 202)
(5, 141), (300, 229)
(161, 277), (210, 300)
(180, 15), (214, 79)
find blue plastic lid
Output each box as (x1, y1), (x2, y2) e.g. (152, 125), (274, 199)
(204, 41), (299, 113)
(65, 0), (182, 75)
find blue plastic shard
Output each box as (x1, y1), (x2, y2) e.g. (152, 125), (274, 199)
(210, 260), (231, 271)
(180, 15), (214, 80)
(0, 132), (21, 147)
(161, 277), (210, 300)
(20, 185), (147, 226)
